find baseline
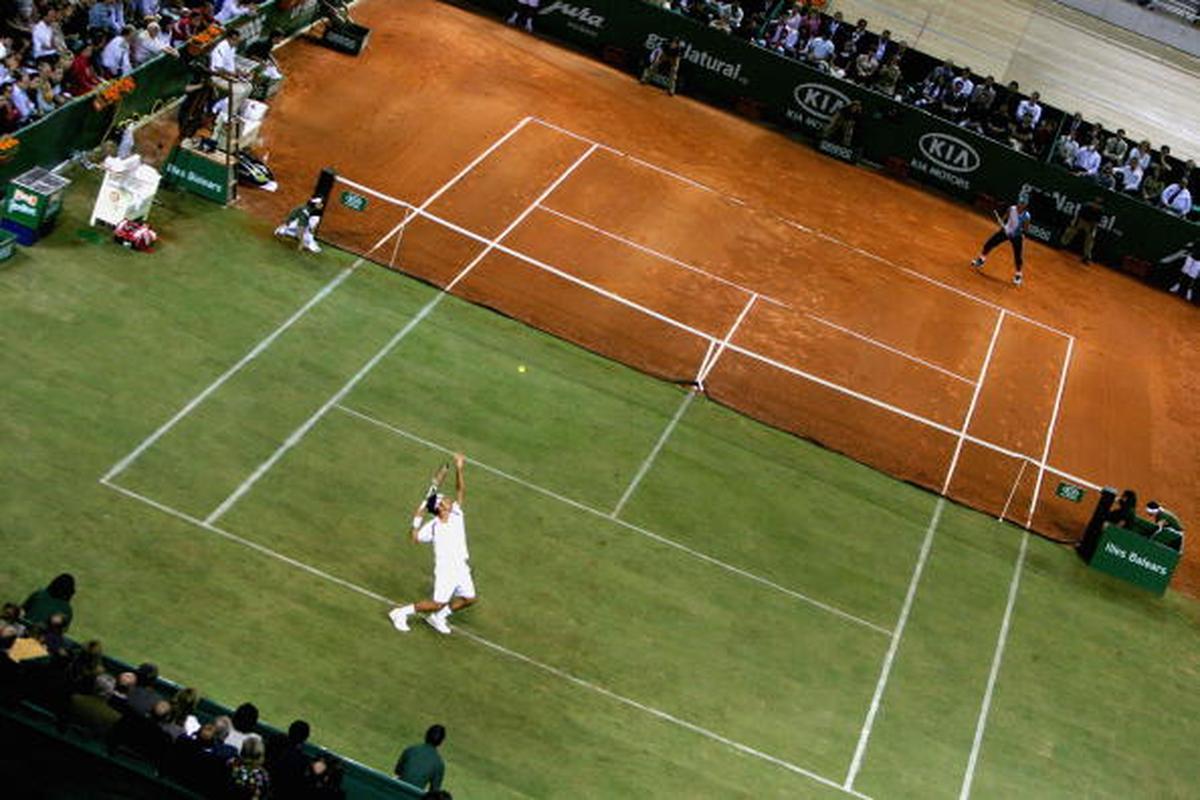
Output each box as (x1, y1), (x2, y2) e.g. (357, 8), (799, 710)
(100, 478), (873, 800)
(528, 116), (1072, 341)
(334, 403), (891, 636)
(100, 115), (535, 485)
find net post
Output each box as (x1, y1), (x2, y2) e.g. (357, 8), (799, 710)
(311, 167), (337, 239)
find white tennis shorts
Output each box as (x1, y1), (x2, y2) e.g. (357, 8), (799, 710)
(433, 561), (476, 604)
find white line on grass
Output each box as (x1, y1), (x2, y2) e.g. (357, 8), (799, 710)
(101, 479), (873, 800)
(941, 311), (1006, 495)
(1024, 337), (1077, 528)
(100, 115), (534, 485)
(526, 117), (1072, 341)
(612, 391), (696, 518)
(204, 144), (599, 525)
(843, 497), (945, 790)
(959, 532), (1029, 800)
(334, 404), (891, 636)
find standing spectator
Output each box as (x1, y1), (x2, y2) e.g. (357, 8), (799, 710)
(1061, 196), (1105, 264)
(1072, 136), (1102, 176)
(1115, 155), (1144, 193)
(100, 26), (135, 77)
(395, 725), (446, 793)
(1101, 128), (1129, 165)
(267, 719), (312, 797)
(1161, 180), (1193, 217)
(22, 574), (75, 630)
(1015, 91), (1042, 127)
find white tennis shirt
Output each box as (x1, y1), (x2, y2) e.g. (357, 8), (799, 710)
(418, 503), (470, 569)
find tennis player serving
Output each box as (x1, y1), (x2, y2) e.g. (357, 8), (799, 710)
(389, 453), (477, 635)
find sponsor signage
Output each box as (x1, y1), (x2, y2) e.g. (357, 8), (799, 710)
(1056, 482), (1086, 503)
(643, 34), (747, 83)
(1088, 524), (1179, 595)
(786, 82), (849, 130)
(340, 190), (369, 212)
(162, 147), (230, 204)
(540, 1), (606, 35)
(909, 132), (981, 191)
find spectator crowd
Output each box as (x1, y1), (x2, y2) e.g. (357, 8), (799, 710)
(2, 573), (452, 799)
(647, 0), (1195, 221)
(0, 0), (270, 134)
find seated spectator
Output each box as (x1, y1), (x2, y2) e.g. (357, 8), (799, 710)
(1140, 163), (1167, 204)
(1094, 162), (1117, 191)
(9, 72), (37, 124)
(850, 49), (879, 84)
(912, 72), (946, 110)
(1010, 116), (1036, 154)
(802, 31), (835, 71)
(100, 26), (135, 77)
(64, 639), (105, 693)
(33, 62), (68, 114)
(126, 662), (163, 717)
(22, 573), (75, 631)
(0, 87), (21, 134)
(267, 719), (312, 797)
(162, 687), (201, 739)
(0, 624), (23, 705)
(395, 724), (446, 793)
(984, 104), (1011, 141)
(1015, 91), (1042, 127)
(133, 20), (176, 65)
(1101, 128), (1128, 165)
(967, 75), (996, 120)
(1062, 110), (1085, 141)
(1031, 118), (1057, 158)
(1055, 133), (1080, 168)
(1115, 155), (1144, 193)
(1130, 139), (1153, 171)
(216, 0), (257, 24)
(873, 54), (902, 98)
(39, 613), (70, 659)
(66, 42), (101, 95)
(66, 672), (123, 735)
(1161, 180), (1193, 216)
(305, 754), (347, 799)
(940, 74), (972, 120)
(1072, 137), (1102, 176)
(31, 9), (66, 62)
(865, 29), (894, 64)
(229, 733), (270, 799)
(226, 701), (259, 751)
(1, 603), (27, 638)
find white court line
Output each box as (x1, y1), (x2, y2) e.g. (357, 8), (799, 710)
(204, 144), (599, 525)
(527, 117), (1074, 341)
(100, 115), (535, 485)
(536, 204), (789, 307)
(100, 479), (872, 800)
(843, 497), (945, 791)
(541, 203), (974, 383)
(696, 293), (759, 387)
(1024, 336), (1077, 529)
(997, 460), (1030, 523)
(959, 532), (1029, 800)
(612, 391), (696, 518)
(334, 404), (892, 636)
(942, 310), (1006, 495)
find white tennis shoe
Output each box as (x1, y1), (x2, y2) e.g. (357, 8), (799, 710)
(388, 608), (410, 632)
(425, 613), (452, 635)
(1013, 272), (1023, 286)
(970, 257), (984, 270)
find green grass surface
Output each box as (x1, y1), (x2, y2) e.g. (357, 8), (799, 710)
(2, 174), (1200, 798)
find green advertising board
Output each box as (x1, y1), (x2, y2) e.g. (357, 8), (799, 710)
(162, 146), (233, 204)
(454, 0), (1198, 271)
(1087, 524), (1180, 595)
(1056, 482), (1086, 503)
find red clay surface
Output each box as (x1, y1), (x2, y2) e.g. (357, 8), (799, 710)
(239, 0), (1200, 596)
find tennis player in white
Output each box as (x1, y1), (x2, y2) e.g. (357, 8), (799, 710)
(388, 452), (477, 635)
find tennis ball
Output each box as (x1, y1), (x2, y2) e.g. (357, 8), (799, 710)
(518, 365), (527, 373)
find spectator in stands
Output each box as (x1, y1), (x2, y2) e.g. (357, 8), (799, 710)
(132, 20), (176, 65)
(1137, 161), (1166, 203)
(1095, 162), (1117, 191)
(201, 715), (240, 764)
(33, 61), (67, 113)
(1072, 136), (1102, 176)
(22, 573), (75, 631)
(873, 54), (902, 98)
(65, 41), (101, 94)
(1101, 128), (1129, 165)
(912, 69), (946, 110)
(0, 624), (22, 704)
(1115, 155), (1144, 193)
(865, 28), (894, 64)
(66, 672), (123, 735)
(1055, 133), (1081, 168)
(162, 687), (201, 739)
(170, 9), (206, 45)
(1161, 180), (1193, 217)
(230, 732), (271, 799)
(940, 73), (972, 120)
(1010, 116), (1036, 154)
(216, 0), (257, 24)
(31, 8), (64, 62)
(9, 72), (37, 123)
(967, 75), (996, 120)
(267, 719), (312, 796)
(1130, 139), (1153, 172)
(984, 103), (1011, 141)
(88, 0), (125, 35)
(1, 603), (26, 637)
(305, 754), (347, 799)
(1062, 111), (1085, 141)
(0, 85), (23, 133)
(127, 662), (163, 717)
(802, 30), (835, 71)
(1015, 91), (1042, 128)
(99, 25), (135, 77)
(1061, 196), (1106, 264)
(226, 701), (259, 751)
(1153, 144), (1173, 176)
(395, 724), (447, 793)
(850, 48), (878, 84)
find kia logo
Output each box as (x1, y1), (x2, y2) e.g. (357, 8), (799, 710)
(918, 133), (981, 173)
(792, 83), (850, 121)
